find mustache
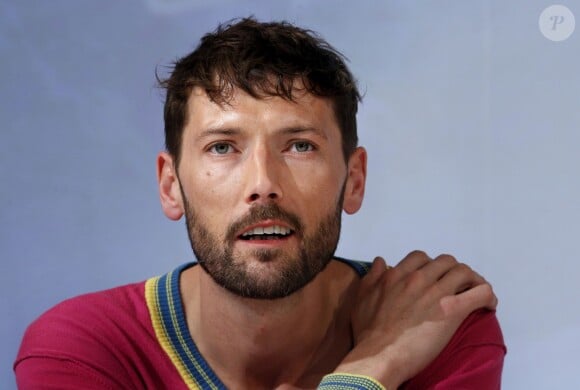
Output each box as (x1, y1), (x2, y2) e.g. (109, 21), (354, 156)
(226, 203), (303, 240)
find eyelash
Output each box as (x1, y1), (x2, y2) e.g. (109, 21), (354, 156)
(289, 141), (316, 153)
(208, 142), (235, 155)
(206, 140), (317, 155)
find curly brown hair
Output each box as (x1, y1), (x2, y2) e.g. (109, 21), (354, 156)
(158, 17), (361, 166)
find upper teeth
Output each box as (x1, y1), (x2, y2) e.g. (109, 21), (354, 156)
(242, 225), (292, 236)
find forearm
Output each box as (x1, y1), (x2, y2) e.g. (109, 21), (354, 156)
(331, 310), (506, 390)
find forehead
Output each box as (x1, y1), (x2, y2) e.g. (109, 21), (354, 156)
(184, 86), (339, 135)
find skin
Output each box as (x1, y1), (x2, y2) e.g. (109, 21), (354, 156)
(157, 86), (497, 389)
(335, 253), (497, 389)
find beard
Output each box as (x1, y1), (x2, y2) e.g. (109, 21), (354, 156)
(180, 187), (344, 300)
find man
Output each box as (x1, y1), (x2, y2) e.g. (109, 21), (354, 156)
(15, 18), (505, 389)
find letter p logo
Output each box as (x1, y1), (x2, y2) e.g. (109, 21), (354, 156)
(539, 5), (575, 41)
(550, 15), (565, 30)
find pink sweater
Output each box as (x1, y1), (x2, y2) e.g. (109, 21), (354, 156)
(15, 261), (506, 389)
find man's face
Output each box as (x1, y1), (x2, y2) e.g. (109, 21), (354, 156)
(168, 86), (364, 299)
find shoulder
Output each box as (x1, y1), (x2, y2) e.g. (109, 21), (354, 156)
(405, 309), (507, 389)
(19, 281), (149, 352)
(14, 281), (154, 388)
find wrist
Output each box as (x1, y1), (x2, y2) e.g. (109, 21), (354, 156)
(332, 354), (403, 390)
(319, 373), (386, 390)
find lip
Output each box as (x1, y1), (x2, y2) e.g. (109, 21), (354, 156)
(237, 219), (295, 238)
(236, 235), (295, 248)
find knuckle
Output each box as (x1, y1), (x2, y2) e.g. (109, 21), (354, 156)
(462, 263), (475, 275)
(434, 253), (457, 264)
(454, 262), (473, 275)
(407, 249), (429, 260)
(480, 282), (494, 298)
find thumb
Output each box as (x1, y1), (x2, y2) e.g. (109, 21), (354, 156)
(441, 283), (497, 317)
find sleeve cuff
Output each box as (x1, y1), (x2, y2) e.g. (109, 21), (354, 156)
(318, 373), (386, 390)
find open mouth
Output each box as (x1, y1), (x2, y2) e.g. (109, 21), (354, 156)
(238, 225), (294, 241)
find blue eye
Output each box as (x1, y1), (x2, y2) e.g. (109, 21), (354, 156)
(292, 141), (314, 152)
(209, 143), (233, 154)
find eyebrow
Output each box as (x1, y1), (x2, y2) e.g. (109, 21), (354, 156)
(196, 127), (241, 141)
(196, 125), (328, 140)
(279, 126), (328, 140)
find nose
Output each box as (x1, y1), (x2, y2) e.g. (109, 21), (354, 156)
(245, 145), (283, 204)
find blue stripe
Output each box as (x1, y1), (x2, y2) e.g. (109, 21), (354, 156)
(168, 264), (224, 388)
(333, 257), (371, 277)
(157, 263), (226, 389)
(155, 258), (368, 389)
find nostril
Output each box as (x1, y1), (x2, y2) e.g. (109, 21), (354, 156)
(248, 192), (279, 202)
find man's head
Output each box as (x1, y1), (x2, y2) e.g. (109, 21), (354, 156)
(157, 18), (367, 299)
(159, 17), (361, 168)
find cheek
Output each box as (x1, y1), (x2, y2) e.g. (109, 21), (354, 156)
(289, 163), (345, 213)
(293, 156), (344, 190)
(190, 166), (242, 210)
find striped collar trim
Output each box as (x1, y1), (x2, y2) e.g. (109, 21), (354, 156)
(334, 256), (371, 276)
(145, 262), (226, 390)
(144, 258), (369, 389)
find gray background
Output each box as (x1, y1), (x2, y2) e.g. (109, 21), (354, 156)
(1, 1), (578, 388)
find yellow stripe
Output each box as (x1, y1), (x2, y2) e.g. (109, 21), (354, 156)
(164, 273), (219, 389)
(145, 276), (200, 390)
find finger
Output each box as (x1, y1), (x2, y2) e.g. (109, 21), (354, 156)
(354, 258), (388, 325)
(361, 256), (387, 289)
(440, 283), (497, 317)
(395, 250), (432, 275)
(416, 254), (460, 284)
(437, 262), (486, 296)
(371, 256), (387, 274)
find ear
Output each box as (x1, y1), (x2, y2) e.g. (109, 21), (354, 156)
(342, 147), (367, 215)
(157, 152), (184, 221)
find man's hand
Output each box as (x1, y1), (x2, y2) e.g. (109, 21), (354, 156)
(335, 251), (497, 389)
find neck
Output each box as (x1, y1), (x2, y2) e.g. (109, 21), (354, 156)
(180, 260), (358, 389)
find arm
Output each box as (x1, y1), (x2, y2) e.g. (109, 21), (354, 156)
(15, 356), (122, 390)
(13, 287), (152, 390)
(403, 308), (505, 389)
(14, 307), (134, 390)
(331, 251), (504, 389)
